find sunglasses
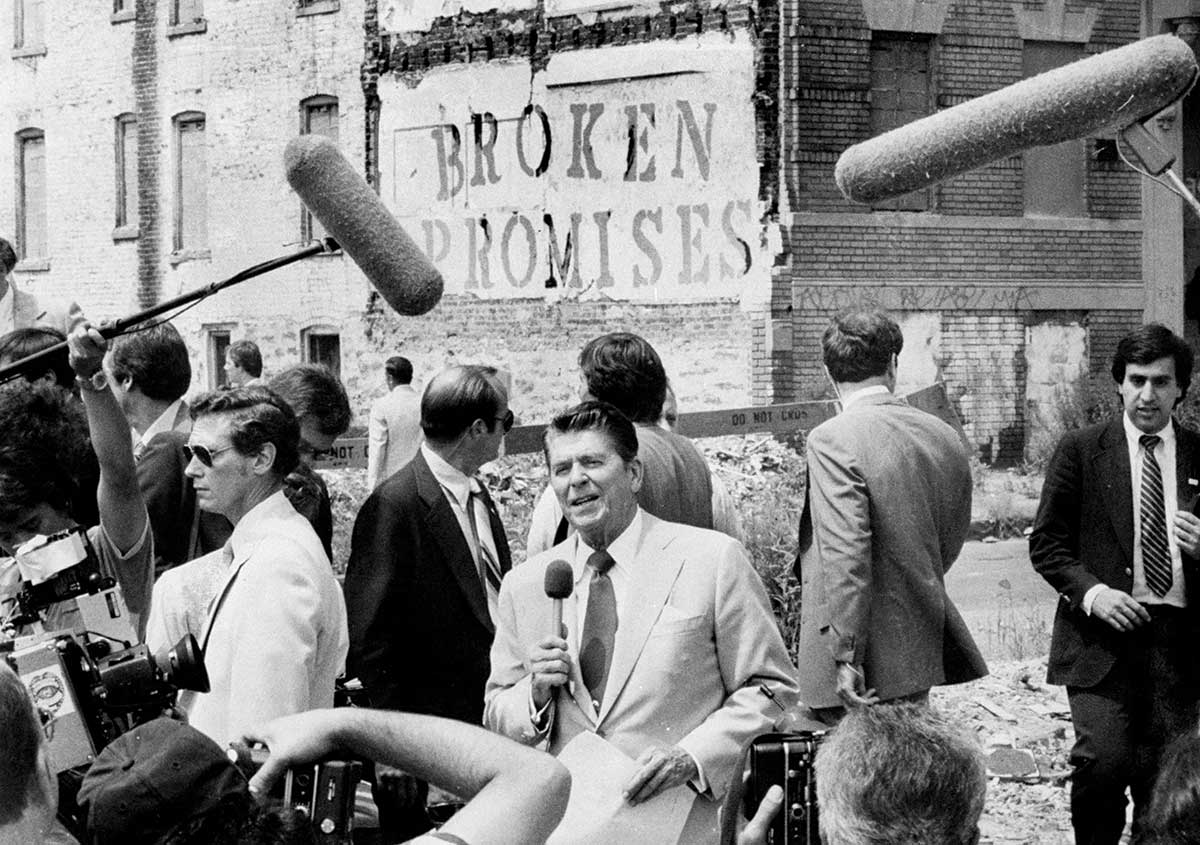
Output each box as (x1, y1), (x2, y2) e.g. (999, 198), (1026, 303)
(183, 443), (237, 467)
(494, 410), (514, 433)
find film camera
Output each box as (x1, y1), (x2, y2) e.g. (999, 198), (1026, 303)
(746, 731), (826, 845)
(228, 742), (362, 845)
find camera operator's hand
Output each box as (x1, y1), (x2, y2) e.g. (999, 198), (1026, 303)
(243, 710), (340, 797)
(738, 784), (783, 845)
(66, 322), (108, 378)
(528, 633), (572, 710)
(623, 744), (698, 805)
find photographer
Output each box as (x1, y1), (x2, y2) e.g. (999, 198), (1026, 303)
(0, 323), (152, 640)
(245, 708), (571, 845)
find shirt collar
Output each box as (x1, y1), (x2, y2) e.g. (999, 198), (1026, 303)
(138, 398), (185, 445)
(228, 489), (292, 558)
(422, 443), (473, 507)
(1122, 412), (1175, 451)
(840, 383), (892, 411)
(572, 508), (643, 585)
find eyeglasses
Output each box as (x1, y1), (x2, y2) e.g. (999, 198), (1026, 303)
(183, 443), (237, 467)
(493, 410), (514, 434)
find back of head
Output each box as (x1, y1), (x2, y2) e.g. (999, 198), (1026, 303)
(190, 386), (301, 479)
(267, 364), (351, 437)
(1111, 323), (1194, 398)
(814, 703), (985, 845)
(421, 364), (505, 442)
(0, 326), (72, 388)
(0, 661), (42, 826)
(0, 237), (16, 276)
(385, 355), (413, 385)
(578, 332), (667, 423)
(108, 322), (192, 402)
(228, 340), (263, 379)
(1141, 732), (1200, 844)
(821, 309), (904, 384)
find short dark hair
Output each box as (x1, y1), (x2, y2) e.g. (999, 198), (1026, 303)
(1111, 323), (1194, 400)
(1142, 731), (1200, 845)
(0, 661), (41, 825)
(190, 387), (300, 479)
(0, 381), (92, 522)
(107, 322), (192, 402)
(578, 332), (667, 424)
(421, 365), (506, 442)
(543, 400), (639, 466)
(821, 309), (904, 384)
(227, 340), (263, 378)
(0, 327), (73, 388)
(267, 364), (351, 437)
(0, 237), (17, 275)
(385, 356), (413, 385)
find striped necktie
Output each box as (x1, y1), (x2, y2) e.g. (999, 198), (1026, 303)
(466, 482), (503, 595)
(1139, 434), (1173, 597)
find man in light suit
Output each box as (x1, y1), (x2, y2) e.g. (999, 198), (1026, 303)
(0, 236), (84, 337)
(1030, 324), (1200, 845)
(344, 363), (513, 841)
(794, 309), (985, 721)
(366, 355), (423, 489)
(486, 401), (799, 843)
(174, 386), (348, 748)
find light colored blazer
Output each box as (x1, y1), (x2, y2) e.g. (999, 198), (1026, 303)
(0, 281), (84, 336)
(485, 512), (800, 843)
(795, 392), (986, 708)
(181, 491), (348, 747)
(366, 384), (423, 489)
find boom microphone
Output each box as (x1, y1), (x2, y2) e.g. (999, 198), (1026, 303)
(284, 134), (443, 316)
(544, 559), (574, 639)
(835, 34), (1198, 204)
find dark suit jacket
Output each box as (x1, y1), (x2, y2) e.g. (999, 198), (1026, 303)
(343, 450), (512, 724)
(1030, 417), (1200, 688)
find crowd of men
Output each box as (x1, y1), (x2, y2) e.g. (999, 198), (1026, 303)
(1, 228), (1198, 845)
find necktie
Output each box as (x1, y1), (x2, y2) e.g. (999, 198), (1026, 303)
(1140, 434), (1173, 597)
(466, 483), (503, 595)
(580, 549), (617, 710)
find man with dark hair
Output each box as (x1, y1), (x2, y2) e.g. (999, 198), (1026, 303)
(0, 235), (84, 337)
(104, 322), (193, 457)
(487, 400), (798, 843)
(367, 355), (423, 489)
(225, 339), (264, 387)
(527, 331), (739, 553)
(795, 309), (985, 720)
(1031, 323), (1200, 844)
(172, 386), (348, 747)
(344, 364), (513, 841)
(814, 703), (986, 845)
(0, 326), (74, 389)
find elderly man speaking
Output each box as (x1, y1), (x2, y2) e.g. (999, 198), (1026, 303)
(485, 401), (799, 843)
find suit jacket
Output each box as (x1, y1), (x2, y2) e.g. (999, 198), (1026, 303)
(794, 393), (986, 708)
(1029, 417), (1200, 688)
(366, 384), (423, 489)
(0, 281), (84, 336)
(485, 513), (801, 843)
(343, 450), (512, 724)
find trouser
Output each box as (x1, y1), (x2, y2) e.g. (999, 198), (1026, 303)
(1066, 606), (1197, 845)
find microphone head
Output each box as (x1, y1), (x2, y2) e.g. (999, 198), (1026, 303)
(544, 559), (574, 599)
(835, 33), (1199, 204)
(284, 134), (443, 316)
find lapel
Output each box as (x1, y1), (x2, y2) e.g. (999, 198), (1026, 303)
(172, 401), (192, 434)
(555, 556), (596, 723)
(1174, 421), (1200, 511)
(1095, 418), (1134, 565)
(597, 515), (686, 725)
(413, 452), (494, 633)
(198, 544), (251, 652)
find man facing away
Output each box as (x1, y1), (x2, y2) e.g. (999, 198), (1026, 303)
(794, 308), (986, 721)
(367, 354), (423, 489)
(486, 401), (799, 843)
(1030, 323), (1200, 845)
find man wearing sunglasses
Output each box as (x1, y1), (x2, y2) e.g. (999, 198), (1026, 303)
(343, 364), (514, 842)
(171, 386), (348, 748)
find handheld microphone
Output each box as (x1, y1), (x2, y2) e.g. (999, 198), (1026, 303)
(284, 134), (444, 316)
(834, 33), (1198, 204)
(544, 559), (574, 639)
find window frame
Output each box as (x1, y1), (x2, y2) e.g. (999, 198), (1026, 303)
(15, 127), (47, 264)
(868, 31), (934, 212)
(205, 326), (233, 389)
(299, 95), (340, 245)
(300, 326), (342, 379)
(172, 111), (208, 255)
(114, 112), (139, 237)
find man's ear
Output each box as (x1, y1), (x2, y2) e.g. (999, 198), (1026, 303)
(251, 442), (278, 476)
(628, 456), (644, 494)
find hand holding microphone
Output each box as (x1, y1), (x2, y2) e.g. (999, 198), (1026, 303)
(530, 560), (575, 710)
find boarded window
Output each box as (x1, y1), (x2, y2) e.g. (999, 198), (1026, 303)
(17, 130), (47, 260)
(300, 96), (339, 243)
(171, 0), (203, 24)
(115, 113), (138, 229)
(1023, 41), (1086, 217)
(870, 33), (932, 211)
(174, 113), (207, 251)
(302, 328), (341, 379)
(14, 0), (43, 48)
